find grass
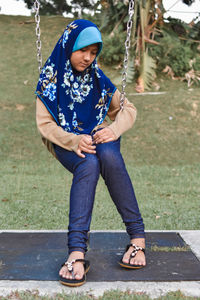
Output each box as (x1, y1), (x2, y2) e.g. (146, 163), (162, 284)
(150, 245), (190, 252)
(1, 290), (200, 300)
(0, 15), (200, 230)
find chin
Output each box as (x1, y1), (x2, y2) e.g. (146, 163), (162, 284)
(75, 66), (86, 72)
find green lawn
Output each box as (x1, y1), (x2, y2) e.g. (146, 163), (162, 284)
(1, 290), (200, 300)
(0, 15), (200, 230)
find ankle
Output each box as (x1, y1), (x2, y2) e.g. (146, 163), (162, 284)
(68, 251), (84, 260)
(130, 238), (145, 248)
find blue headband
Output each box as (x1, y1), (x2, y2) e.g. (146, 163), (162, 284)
(72, 26), (103, 55)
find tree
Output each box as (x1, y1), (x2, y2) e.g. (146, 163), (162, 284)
(15, 0), (99, 16)
(98, 0), (199, 91)
(71, 0), (100, 18)
(14, 0), (71, 15)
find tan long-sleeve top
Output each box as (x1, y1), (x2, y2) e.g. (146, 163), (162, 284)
(36, 89), (137, 157)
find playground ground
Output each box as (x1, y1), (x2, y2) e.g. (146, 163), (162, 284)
(0, 230), (200, 299)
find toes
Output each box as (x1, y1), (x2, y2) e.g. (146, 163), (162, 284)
(73, 264), (84, 280)
(122, 257), (129, 264)
(122, 254), (130, 264)
(122, 247), (146, 266)
(60, 267), (66, 275)
(130, 257), (146, 266)
(130, 258), (136, 265)
(59, 266), (72, 279)
(130, 260), (140, 265)
(59, 267), (65, 276)
(60, 263), (84, 280)
(122, 249), (133, 264)
(65, 272), (72, 279)
(59, 257), (85, 281)
(75, 273), (82, 280)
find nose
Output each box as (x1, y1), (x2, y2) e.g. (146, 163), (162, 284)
(83, 51), (91, 62)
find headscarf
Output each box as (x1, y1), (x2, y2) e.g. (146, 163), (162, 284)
(35, 19), (116, 135)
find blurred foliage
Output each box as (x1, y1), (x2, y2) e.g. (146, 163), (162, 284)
(148, 18), (200, 82)
(100, 32), (126, 64)
(19, 0), (71, 15)
(149, 29), (196, 76)
(14, 0), (200, 88)
(16, 0), (99, 16)
(94, 1), (200, 87)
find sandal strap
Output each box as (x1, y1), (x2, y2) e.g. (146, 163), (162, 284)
(61, 258), (87, 272)
(130, 243), (145, 258)
(63, 259), (76, 272)
(75, 259), (86, 263)
(125, 243), (145, 259)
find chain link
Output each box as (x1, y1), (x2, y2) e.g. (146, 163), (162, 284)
(120, 0), (134, 110)
(34, 0), (42, 73)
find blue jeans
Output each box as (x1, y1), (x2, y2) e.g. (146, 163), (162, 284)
(54, 138), (145, 254)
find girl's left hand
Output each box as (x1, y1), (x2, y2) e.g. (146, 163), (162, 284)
(93, 127), (116, 144)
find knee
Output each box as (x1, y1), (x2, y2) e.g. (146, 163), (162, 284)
(74, 154), (100, 180)
(98, 146), (124, 170)
(83, 153), (99, 171)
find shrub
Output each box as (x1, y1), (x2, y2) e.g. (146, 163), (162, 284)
(149, 28), (199, 77)
(100, 32), (126, 65)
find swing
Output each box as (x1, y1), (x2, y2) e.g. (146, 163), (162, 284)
(34, 0), (134, 109)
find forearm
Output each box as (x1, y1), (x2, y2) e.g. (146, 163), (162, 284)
(36, 98), (82, 152)
(107, 89), (137, 138)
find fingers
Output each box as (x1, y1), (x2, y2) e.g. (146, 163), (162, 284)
(81, 136), (95, 149)
(76, 129), (117, 158)
(77, 135), (96, 158)
(93, 128), (116, 144)
(76, 149), (86, 158)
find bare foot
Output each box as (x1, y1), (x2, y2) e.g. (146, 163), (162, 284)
(122, 238), (146, 266)
(59, 251), (85, 280)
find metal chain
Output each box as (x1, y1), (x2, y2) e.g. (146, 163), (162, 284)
(34, 0), (42, 73)
(120, 0), (134, 110)
(33, 0), (133, 88)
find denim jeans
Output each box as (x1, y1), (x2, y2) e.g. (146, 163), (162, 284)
(54, 138), (145, 254)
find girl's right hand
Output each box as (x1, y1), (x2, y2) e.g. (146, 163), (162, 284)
(77, 135), (96, 158)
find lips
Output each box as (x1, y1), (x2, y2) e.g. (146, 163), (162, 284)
(80, 63), (88, 68)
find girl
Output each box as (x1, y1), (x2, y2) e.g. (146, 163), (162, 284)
(36, 19), (146, 287)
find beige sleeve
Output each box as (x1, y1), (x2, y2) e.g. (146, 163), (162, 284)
(107, 89), (137, 139)
(36, 97), (83, 152)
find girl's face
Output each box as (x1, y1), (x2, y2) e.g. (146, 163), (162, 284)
(70, 43), (99, 72)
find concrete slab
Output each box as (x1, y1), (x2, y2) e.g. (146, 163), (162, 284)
(179, 231), (200, 260)
(0, 280), (200, 298)
(0, 230), (200, 299)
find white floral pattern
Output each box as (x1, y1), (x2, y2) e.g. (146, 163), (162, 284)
(38, 60), (57, 102)
(62, 22), (78, 48)
(61, 59), (95, 108)
(95, 88), (112, 125)
(72, 111), (78, 129)
(43, 82), (56, 102)
(42, 63), (55, 79)
(58, 112), (66, 126)
(58, 108), (71, 131)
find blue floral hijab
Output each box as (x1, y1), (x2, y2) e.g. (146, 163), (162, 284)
(35, 19), (116, 135)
